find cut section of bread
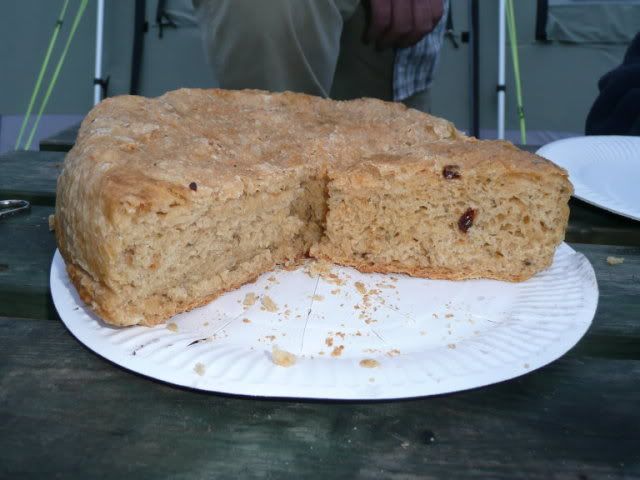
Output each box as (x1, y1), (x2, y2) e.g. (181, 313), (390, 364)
(55, 88), (572, 327)
(311, 140), (572, 281)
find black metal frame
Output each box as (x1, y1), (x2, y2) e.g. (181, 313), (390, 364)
(536, 0), (549, 41)
(130, 0), (147, 95)
(469, 0), (480, 138)
(155, 0), (177, 38)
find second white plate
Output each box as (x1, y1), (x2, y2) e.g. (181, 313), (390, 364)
(537, 135), (640, 221)
(51, 244), (598, 400)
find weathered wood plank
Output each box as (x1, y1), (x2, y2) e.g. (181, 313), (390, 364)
(567, 198), (640, 247)
(571, 244), (640, 359)
(0, 206), (57, 319)
(0, 317), (637, 479)
(38, 123), (79, 152)
(0, 151), (63, 205)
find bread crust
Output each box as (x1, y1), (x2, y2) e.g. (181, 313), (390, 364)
(310, 252), (547, 283)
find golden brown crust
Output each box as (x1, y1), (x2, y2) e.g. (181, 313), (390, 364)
(67, 258), (264, 327)
(311, 253), (547, 283)
(65, 253), (310, 327)
(330, 140), (571, 193)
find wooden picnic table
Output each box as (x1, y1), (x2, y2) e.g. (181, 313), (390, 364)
(1, 149), (639, 479)
(39, 122), (81, 152)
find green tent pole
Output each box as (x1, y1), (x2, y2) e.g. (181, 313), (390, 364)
(24, 0), (88, 151)
(15, 0), (70, 150)
(506, 0), (527, 144)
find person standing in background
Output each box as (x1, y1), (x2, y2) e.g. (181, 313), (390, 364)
(586, 32), (640, 136)
(193, 0), (448, 113)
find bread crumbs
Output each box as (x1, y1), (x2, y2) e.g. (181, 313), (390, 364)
(261, 295), (278, 312)
(325, 336), (334, 347)
(271, 346), (296, 367)
(243, 292), (257, 306)
(359, 359), (380, 368)
(242, 318), (251, 323)
(331, 345), (345, 357)
(166, 322), (178, 332)
(447, 343), (457, 349)
(306, 259), (331, 276)
(607, 256), (624, 265)
(311, 294), (324, 301)
(194, 362), (206, 376)
(354, 282), (367, 295)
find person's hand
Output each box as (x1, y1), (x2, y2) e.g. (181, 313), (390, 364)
(364, 0), (444, 50)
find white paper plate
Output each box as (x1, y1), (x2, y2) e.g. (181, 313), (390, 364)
(537, 136), (640, 221)
(51, 244), (598, 399)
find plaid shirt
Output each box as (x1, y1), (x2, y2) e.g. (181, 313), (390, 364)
(393, 0), (450, 101)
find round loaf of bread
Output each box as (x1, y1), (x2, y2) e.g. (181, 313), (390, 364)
(55, 89), (572, 326)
